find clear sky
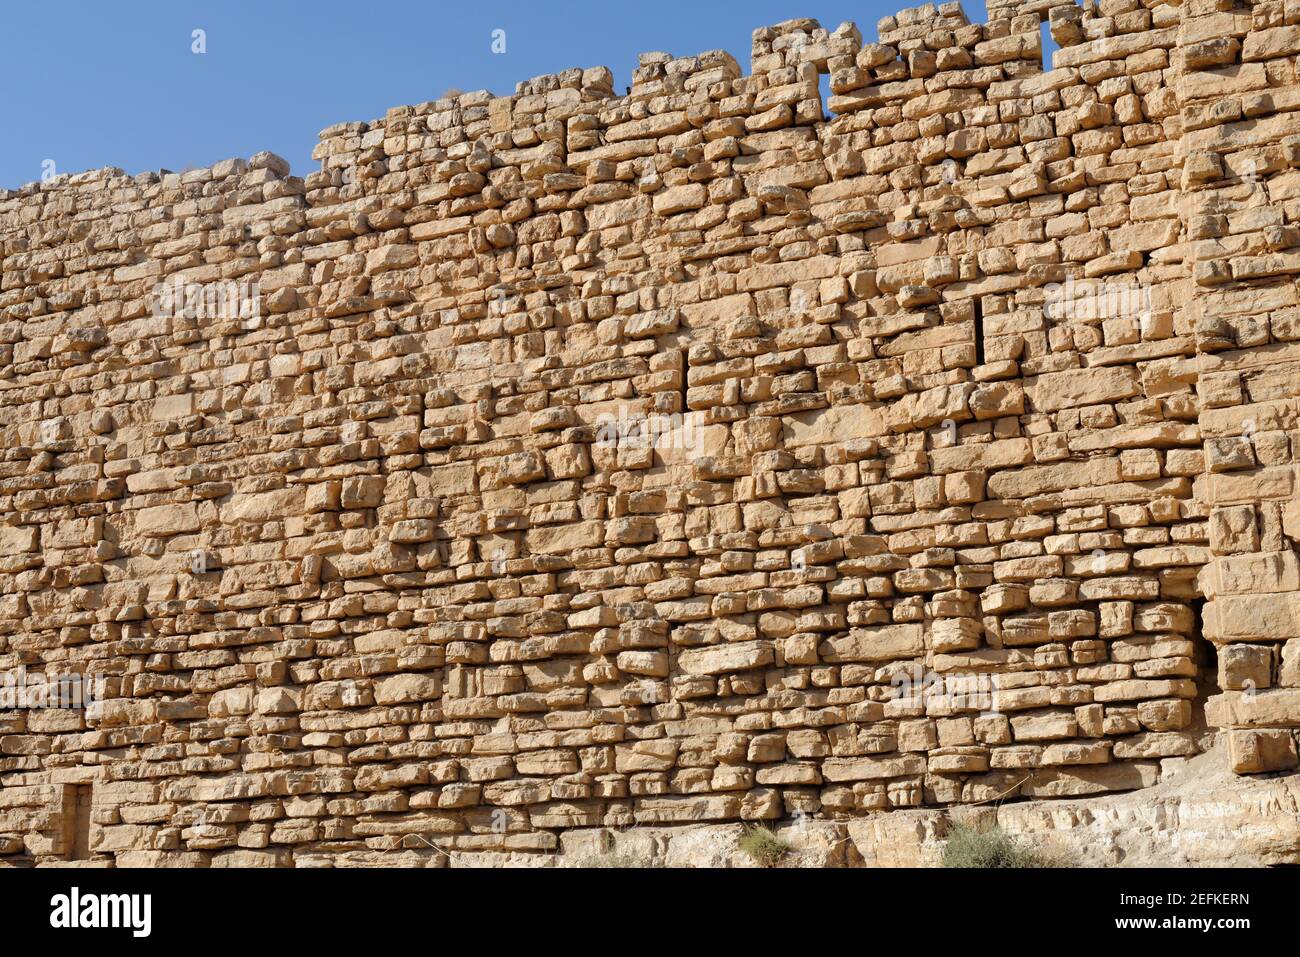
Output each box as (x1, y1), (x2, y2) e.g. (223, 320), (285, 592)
(1, 0), (1007, 191)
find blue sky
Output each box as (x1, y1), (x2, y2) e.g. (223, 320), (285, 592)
(0, 0), (998, 190)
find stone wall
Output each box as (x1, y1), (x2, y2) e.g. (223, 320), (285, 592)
(2, 0), (1299, 866)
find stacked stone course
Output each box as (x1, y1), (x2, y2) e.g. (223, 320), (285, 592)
(1, 0), (1298, 865)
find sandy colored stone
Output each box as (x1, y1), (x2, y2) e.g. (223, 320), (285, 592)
(3, 2), (1300, 869)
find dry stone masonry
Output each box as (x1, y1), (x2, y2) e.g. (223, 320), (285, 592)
(3, 0), (1300, 866)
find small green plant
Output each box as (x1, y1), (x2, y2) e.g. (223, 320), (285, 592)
(738, 825), (793, 867)
(942, 824), (1052, 868)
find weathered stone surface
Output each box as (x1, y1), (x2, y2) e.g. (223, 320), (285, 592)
(1027, 368), (1141, 414)
(134, 503), (201, 537)
(3, 1), (1300, 869)
(842, 745), (1300, 868)
(223, 488), (305, 524)
(819, 626), (924, 662)
(678, 642), (774, 676)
